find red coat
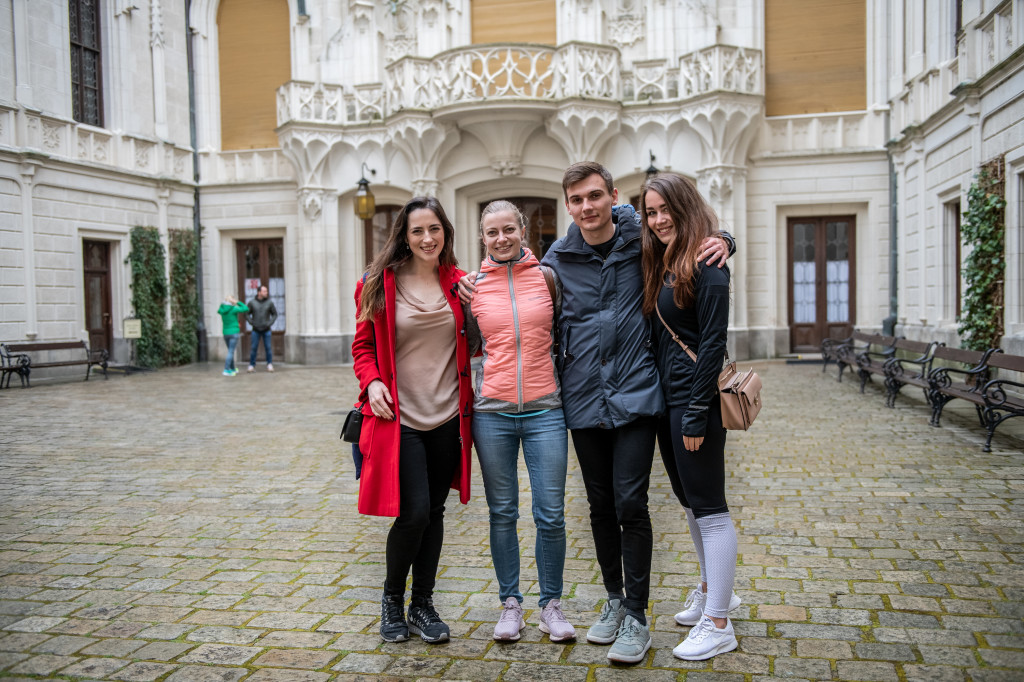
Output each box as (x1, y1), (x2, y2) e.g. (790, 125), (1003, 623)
(351, 265), (473, 517)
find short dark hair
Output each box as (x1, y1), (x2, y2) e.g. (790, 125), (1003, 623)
(562, 161), (614, 200)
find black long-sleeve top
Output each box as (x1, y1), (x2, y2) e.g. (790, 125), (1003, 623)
(652, 262), (730, 436)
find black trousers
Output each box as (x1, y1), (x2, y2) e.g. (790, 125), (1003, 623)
(384, 416), (460, 600)
(656, 399), (729, 517)
(570, 416), (658, 614)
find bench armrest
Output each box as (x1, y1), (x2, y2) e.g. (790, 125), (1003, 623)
(928, 363), (990, 393)
(983, 378), (1024, 409)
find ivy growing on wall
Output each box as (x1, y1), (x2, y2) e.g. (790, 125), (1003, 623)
(127, 226), (168, 368)
(168, 228), (199, 366)
(957, 156), (1006, 352)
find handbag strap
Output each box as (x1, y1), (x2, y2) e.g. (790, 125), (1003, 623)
(654, 303), (732, 365)
(655, 305), (697, 363)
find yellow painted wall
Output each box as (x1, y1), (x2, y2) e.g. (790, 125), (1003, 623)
(472, 0), (556, 45)
(765, 0), (866, 116)
(218, 0), (291, 150)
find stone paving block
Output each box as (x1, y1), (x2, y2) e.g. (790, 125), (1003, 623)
(178, 643), (262, 665)
(251, 647), (337, 669)
(333, 652), (394, 673)
(502, 661), (590, 681)
(57, 655), (130, 677)
(246, 670), (331, 682)
(772, 656), (834, 679)
(0, 651), (30, 671)
(316, 614), (377, 632)
(186, 625), (264, 644)
(131, 641), (194, 661)
(110, 661), (178, 681)
(326, 633), (381, 651)
(7, 653), (79, 675)
(163, 665), (248, 681)
(836, 660), (900, 681)
(30, 634), (94, 655)
(385, 654), (450, 676)
(902, 664), (968, 681)
(443, 658), (507, 679)
(3, 616), (65, 632)
(248, 612), (326, 629)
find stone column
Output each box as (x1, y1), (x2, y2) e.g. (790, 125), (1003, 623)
(295, 187), (345, 364)
(698, 164), (748, 356)
(19, 160), (41, 339)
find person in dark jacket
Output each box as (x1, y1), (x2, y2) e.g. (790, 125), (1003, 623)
(461, 162), (735, 663)
(246, 285), (278, 372)
(641, 173), (739, 661)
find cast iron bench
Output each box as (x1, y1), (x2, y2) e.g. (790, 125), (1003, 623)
(926, 347), (1001, 429)
(882, 339), (943, 408)
(0, 345), (29, 388)
(0, 341), (108, 388)
(834, 332), (900, 387)
(821, 334), (852, 376)
(979, 352), (1024, 452)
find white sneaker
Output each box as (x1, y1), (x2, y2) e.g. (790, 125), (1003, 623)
(673, 615), (738, 660)
(674, 584), (742, 626)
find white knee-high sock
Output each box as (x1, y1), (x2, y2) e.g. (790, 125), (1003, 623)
(683, 507), (707, 585)
(694, 512), (737, 618)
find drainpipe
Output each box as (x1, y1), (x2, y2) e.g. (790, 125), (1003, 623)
(883, 112), (898, 336)
(185, 0), (208, 361)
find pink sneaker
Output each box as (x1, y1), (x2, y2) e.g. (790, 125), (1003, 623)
(539, 599), (576, 642)
(493, 597), (525, 641)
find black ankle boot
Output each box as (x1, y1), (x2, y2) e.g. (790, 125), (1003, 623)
(380, 593), (409, 642)
(407, 596), (449, 643)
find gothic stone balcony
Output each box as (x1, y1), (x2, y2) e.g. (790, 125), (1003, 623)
(276, 43), (763, 127)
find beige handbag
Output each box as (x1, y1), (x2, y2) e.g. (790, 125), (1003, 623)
(655, 306), (762, 430)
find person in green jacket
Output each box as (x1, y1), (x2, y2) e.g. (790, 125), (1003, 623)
(217, 294), (249, 376)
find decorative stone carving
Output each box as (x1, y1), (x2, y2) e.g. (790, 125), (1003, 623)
(300, 188), (324, 221)
(389, 115), (460, 192)
(608, 0), (644, 47)
(545, 104), (621, 162)
(135, 141), (153, 170)
(697, 166), (743, 205)
(150, 0), (164, 48)
(490, 157), (522, 176)
(412, 179), (439, 197)
(41, 122), (61, 151)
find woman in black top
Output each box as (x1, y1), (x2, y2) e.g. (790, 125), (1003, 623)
(640, 173), (740, 662)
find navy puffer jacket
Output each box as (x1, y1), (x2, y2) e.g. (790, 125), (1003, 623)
(541, 205), (665, 429)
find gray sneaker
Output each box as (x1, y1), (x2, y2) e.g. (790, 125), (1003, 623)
(607, 614), (652, 664)
(586, 598), (625, 644)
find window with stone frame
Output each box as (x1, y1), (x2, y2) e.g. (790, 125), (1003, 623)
(945, 198), (963, 319)
(69, 0), (104, 126)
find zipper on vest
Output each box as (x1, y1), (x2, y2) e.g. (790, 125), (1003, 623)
(507, 264), (524, 411)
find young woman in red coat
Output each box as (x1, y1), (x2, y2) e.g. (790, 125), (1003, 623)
(351, 196), (473, 645)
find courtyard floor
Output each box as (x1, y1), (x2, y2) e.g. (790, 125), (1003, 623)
(1, 360), (1022, 681)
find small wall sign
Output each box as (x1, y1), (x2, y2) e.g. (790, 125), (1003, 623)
(124, 318), (142, 339)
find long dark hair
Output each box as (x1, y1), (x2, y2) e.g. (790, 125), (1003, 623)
(358, 196), (458, 322)
(640, 174), (720, 316)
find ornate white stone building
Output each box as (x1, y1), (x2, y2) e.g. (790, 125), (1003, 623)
(1, 0), (1022, 365)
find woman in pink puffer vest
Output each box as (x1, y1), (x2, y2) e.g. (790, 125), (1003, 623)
(464, 200), (576, 644)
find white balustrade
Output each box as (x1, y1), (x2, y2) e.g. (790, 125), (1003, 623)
(0, 103), (192, 183)
(200, 149), (296, 184)
(761, 112), (872, 154)
(283, 43), (760, 126)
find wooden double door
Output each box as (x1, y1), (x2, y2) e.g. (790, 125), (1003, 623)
(788, 216), (856, 352)
(236, 239), (286, 362)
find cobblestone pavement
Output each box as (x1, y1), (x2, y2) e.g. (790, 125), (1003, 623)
(1, 361), (1022, 682)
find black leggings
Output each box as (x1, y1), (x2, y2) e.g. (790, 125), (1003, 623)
(570, 416), (658, 614)
(657, 399), (729, 518)
(384, 417), (460, 600)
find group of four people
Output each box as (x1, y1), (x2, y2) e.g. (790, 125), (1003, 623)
(351, 161), (741, 663)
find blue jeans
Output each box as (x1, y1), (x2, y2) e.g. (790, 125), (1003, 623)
(223, 334), (240, 371)
(473, 408), (568, 606)
(249, 329), (273, 366)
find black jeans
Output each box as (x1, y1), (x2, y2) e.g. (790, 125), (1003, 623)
(656, 400), (729, 518)
(570, 416), (658, 614)
(384, 416), (460, 601)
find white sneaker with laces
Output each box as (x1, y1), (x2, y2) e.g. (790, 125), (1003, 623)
(674, 584), (742, 626)
(673, 615), (738, 660)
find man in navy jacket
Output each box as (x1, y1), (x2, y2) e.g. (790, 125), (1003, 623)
(542, 162), (734, 663)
